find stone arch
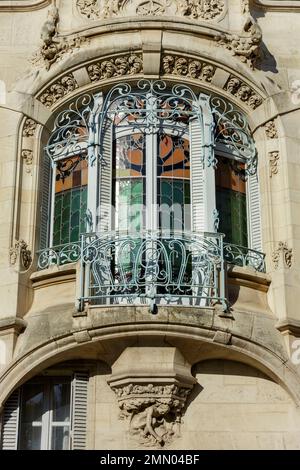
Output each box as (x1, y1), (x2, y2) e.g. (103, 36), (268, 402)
(1, 317), (300, 410)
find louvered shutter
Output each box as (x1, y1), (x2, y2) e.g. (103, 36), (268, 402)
(190, 118), (205, 233)
(1, 389), (20, 450)
(248, 172), (262, 251)
(71, 372), (89, 450)
(39, 153), (52, 249)
(98, 121), (112, 232)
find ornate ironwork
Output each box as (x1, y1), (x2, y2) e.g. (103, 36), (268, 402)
(97, 79), (208, 162)
(45, 93), (101, 160)
(223, 243), (266, 272)
(37, 242), (81, 269)
(44, 80), (257, 174)
(210, 95), (257, 176)
(79, 231), (226, 310)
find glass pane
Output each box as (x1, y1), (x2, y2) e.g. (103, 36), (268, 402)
(53, 156), (88, 247)
(114, 133), (145, 178)
(215, 156), (248, 246)
(52, 382), (71, 423)
(19, 383), (44, 450)
(51, 426), (70, 450)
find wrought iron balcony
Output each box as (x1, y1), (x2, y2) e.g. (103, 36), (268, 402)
(37, 232), (266, 312)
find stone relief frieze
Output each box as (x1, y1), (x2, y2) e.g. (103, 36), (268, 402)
(87, 54), (143, 81)
(161, 54), (215, 81)
(111, 383), (192, 447)
(76, 0), (225, 22)
(38, 74), (79, 108)
(225, 76), (263, 109)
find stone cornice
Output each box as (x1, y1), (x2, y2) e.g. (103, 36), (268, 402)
(0, 317), (27, 334)
(0, 0), (51, 12)
(276, 319), (300, 337)
(254, 0), (300, 11)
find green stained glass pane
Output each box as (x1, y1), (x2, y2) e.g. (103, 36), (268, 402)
(216, 188), (248, 246)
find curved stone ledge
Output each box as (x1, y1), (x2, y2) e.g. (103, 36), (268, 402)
(0, 0), (50, 11)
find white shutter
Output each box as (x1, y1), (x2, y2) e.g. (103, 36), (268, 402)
(1, 389), (20, 450)
(98, 121), (112, 232)
(248, 172), (262, 251)
(190, 117), (216, 233)
(39, 153), (52, 249)
(71, 372), (89, 450)
(190, 118), (205, 233)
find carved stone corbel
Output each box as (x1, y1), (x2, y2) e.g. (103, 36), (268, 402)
(108, 347), (196, 447)
(32, 5), (89, 70)
(215, 15), (262, 68)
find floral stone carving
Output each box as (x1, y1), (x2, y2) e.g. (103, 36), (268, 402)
(9, 240), (32, 270)
(77, 0), (225, 21)
(272, 242), (293, 269)
(177, 0), (224, 20)
(23, 118), (37, 138)
(265, 120), (278, 139)
(38, 74), (78, 108)
(269, 151), (279, 177)
(161, 54), (215, 81)
(111, 383), (192, 447)
(215, 15), (262, 68)
(225, 76), (262, 109)
(87, 54), (143, 81)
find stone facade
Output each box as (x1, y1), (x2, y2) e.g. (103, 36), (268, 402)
(1, 0), (300, 450)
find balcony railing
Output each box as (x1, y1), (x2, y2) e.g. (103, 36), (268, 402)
(37, 232), (266, 312)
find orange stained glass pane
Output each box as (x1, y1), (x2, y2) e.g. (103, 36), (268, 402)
(55, 157), (88, 194)
(159, 135), (190, 179)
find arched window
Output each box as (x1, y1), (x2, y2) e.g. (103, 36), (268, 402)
(38, 81), (264, 308)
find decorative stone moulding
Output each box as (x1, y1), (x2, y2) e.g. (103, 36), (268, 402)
(225, 76), (262, 109)
(9, 240), (32, 270)
(76, 0), (226, 22)
(22, 118), (38, 138)
(272, 242), (293, 270)
(21, 150), (34, 174)
(87, 54), (143, 82)
(38, 74), (79, 108)
(161, 54), (215, 82)
(108, 347), (197, 448)
(265, 120), (278, 139)
(269, 151), (279, 177)
(36, 52), (264, 110)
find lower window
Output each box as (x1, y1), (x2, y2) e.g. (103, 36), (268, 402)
(19, 378), (71, 450)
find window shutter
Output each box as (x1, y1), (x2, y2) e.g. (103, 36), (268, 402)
(190, 118), (205, 233)
(71, 372), (89, 450)
(39, 153), (52, 249)
(98, 122), (112, 232)
(248, 173), (262, 251)
(1, 389), (20, 450)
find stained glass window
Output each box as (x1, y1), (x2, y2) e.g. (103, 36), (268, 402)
(215, 156), (248, 246)
(53, 156), (88, 246)
(113, 133), (146, 233)
(157, 133), (190, 232)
